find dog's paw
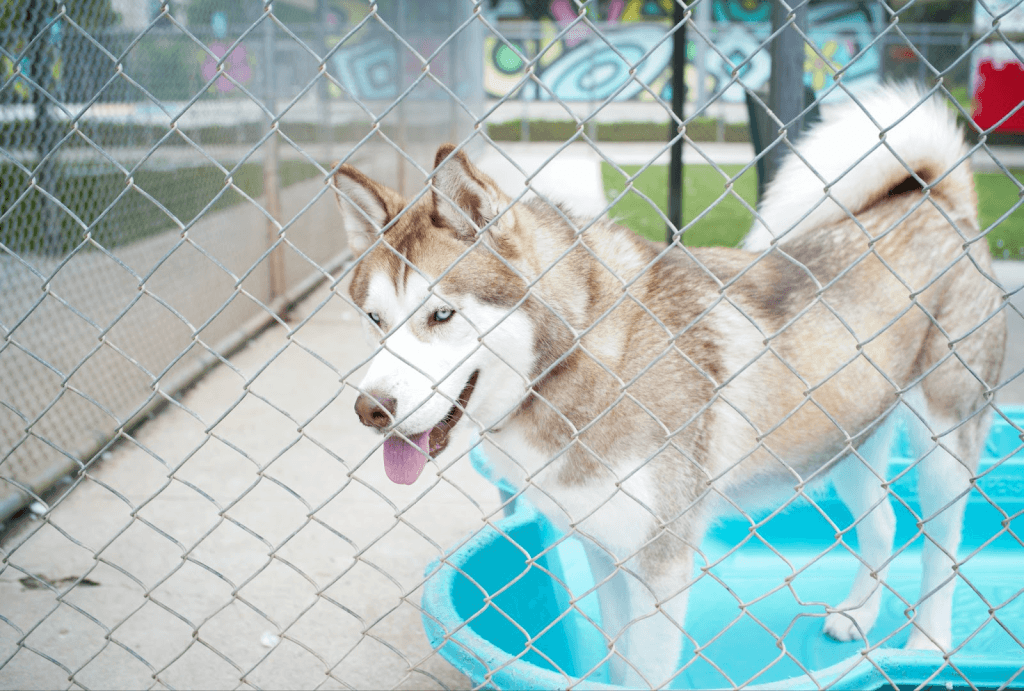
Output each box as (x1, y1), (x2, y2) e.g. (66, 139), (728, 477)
(823, 593), (881, 643)
(904, 630), (948, 654)
(823, 611), (868, 642)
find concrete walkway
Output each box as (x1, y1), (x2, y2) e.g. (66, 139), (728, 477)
(0, 142), (1020, 690)
(0, 279), (496, 689)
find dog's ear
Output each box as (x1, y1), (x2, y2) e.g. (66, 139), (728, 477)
(333, 164), (403, 255)
(432, 144), (510, 239)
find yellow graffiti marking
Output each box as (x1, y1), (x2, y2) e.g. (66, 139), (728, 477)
(538, 18), (563, 67)
(1, 41), (63, 100)
(805, 40), (840, 91)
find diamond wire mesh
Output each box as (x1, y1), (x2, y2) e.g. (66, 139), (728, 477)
(1, 0), (1022, 689)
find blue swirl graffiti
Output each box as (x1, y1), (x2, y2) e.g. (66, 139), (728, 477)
(539, 26), (673, 101)
(483, 2), (883, 102)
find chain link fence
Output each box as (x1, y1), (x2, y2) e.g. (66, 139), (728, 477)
(1, 0), (1022, 689)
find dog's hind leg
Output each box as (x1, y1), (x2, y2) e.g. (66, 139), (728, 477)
(903, 398), (988, 652)
(823, 417), (897, 643)
(902, 272), (1001, 652)
(578, 539), (640, 686)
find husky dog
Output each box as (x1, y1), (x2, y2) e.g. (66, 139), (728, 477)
(337, 85), (1006, 686)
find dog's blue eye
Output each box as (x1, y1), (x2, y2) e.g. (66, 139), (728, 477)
(367, 312), (381, 325)
(433, 308), (454, 323)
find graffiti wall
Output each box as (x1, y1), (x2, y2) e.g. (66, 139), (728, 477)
(324, 1), (466, 103)
(174, 0), (884, 106)
(0, 0), (882, 107)
(483, 0), (884, 103)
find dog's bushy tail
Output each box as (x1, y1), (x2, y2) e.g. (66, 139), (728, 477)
(743, 84), (973, 251)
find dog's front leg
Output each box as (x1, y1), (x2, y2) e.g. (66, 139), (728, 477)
(612, 548), (695, 689)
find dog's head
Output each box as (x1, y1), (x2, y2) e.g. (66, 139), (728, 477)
(335, 145), (536, 484)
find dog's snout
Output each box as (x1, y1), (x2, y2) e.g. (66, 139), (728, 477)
(355, 391), (397, 429)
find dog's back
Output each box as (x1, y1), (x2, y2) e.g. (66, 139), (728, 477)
(550, 86), (1004, 493)
(680, 86), (1004, 477)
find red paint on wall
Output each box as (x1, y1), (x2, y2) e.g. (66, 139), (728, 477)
(973, 57), (1024, 133)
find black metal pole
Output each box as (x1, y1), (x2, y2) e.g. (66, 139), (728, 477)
(666, 0), (686, 246)
(766, 1), (808, 184)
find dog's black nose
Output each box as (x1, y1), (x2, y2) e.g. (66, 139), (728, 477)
(355, 391), (396, 429)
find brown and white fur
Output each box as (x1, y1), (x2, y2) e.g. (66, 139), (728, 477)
(336, 84), (1006, 687)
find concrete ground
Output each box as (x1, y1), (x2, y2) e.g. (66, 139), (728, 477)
(0, 142), (1021, 690)
(0, 279), (500, 690)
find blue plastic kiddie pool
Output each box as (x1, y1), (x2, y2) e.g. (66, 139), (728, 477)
(421, 409), (1024, 690)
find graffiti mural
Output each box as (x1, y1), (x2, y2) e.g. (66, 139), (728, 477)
(325, 0), (392, 99)
(804, 2), (881, 94)
(714, 0), (772, 22)
(324, 0), (456, 103)
(539, 25), (672, 101)
(483, 0), (883, 103)
(1, 40), (61, 101)
(331, 39), (400, 101)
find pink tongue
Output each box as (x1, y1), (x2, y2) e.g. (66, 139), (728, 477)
(382, 430), (432, 485)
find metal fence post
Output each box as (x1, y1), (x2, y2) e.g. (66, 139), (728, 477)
(522, 34), (531, 143)
(667, 0), (687, 245)
(766, 0), (808, 183)
(316, 0), (332, 165)
(393, 0), (408, 196)
(28, 0), (60, 255)
(262, 1), (284, 302)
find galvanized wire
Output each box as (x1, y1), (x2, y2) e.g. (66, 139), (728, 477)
(1, 1), (1022, 690)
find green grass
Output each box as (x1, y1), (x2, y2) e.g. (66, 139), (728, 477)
(977, 170), (1024, 260)
(601, 163), (1024, 259)
(487, 118), (751, 143)
(0, 160), (321, 255)
(602, 163), (759, 246)
(947, 85), (972, 116)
